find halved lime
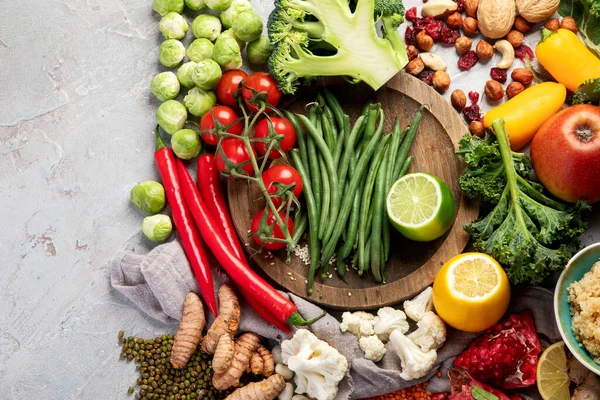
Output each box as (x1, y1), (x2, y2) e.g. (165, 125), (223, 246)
(386, 173), (456, 242)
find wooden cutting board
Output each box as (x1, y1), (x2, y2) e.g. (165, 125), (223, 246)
(228, 72), (479, 310)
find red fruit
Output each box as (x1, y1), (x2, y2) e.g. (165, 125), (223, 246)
(440, 26), (461, 44)
(463, 104), (481, 123)
(455, 0), (465, 13)
(262, 165), (303, 207)
(431, 393), (451, 400)
(215, 138), (257, 177)
(458, 51), (479, 70)
(490, 68), (507, 83)
(254, 117), (296, 159)
(514, 45), (534, 62)
(250, 209), (294, 251)
(425, 19), (444, 40)
(468, 91), (479, 104)
(199, 105), (243, 146)
(406, 7), (417, 21)
(448, 368), (520, 400)
(414, 17), (435, 32)
(418, 69), (435, 86)
(453, 311), (542, 389)
(405, 26), (416, 46)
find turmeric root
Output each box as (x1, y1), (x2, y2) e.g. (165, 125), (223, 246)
(212, 334), (234, 375)
(201, 285), (240, 354)
(257, 345), (274, 377)
(170, 292), (206, 369)
(250, 352), (264, 375)
(213, 332), (261, 390)
(224, 374), (286, 400)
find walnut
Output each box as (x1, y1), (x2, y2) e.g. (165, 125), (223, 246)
(416, 30), (434, 51)
(406, 45), (419, 61)
(451, 89), (467, 111)
(464, 0), (479, 18)
(462, 17), (479, 36)
(469, 121), (485, 137)
(432, 70), (451, 92)
(516, 0), (559, 23)
(511, 68), (533, 85)
(476, 40), (494, 60)
(477, 0), (516, 39)
(455, 36), (473, 55)
(484, 80), (504, 101)
(506, 82), (525, 99)
(561, 17), (578, 33)
(544, 18), (560, 31)
(513, 16), (532, 33)
(446, 12), (463, 29)
(506, 30), (524, 48)
(406, 58), (425, 76)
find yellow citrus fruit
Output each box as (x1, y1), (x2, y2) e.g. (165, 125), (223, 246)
(537, 342), (570, 400)
(432, 252), (510, 332)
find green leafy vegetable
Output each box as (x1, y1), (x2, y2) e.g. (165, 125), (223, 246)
(471, 386), (499, 400)
(559, 0), (600, 57)
(456, 120), (590, 285)
(571, 77), (600, 104)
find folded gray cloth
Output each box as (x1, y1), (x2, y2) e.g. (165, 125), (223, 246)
(110, 240), (560, 399)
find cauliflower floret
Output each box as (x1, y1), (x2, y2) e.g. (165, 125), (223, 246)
(359, 335), (386, 362)
(389, 329), (437, 381)
(281, 329), (348, 400)
(407, 311), (447, 351)
(403, 287), (433, 322)
(373, 307), (409, 342)
(339, 311), (376, 339)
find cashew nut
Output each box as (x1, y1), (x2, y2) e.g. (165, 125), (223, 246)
(421, 0), (458, 17)
(277, 383), (294, 400)
(275, 363), (294, 381)
(272, 345), (283, 365)
(494, 40), (515, 69)
(420, 52), (447, 71)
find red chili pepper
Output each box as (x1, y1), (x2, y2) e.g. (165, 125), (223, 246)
(154, 130), (217, 316)
(176, 158), (323, 327)
(237, 285), (292, 333)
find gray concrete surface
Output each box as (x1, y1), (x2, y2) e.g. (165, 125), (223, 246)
(1, 1), (599, 398)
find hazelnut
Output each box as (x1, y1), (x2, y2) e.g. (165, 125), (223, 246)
(446, 12), (463, 29)
(406, 58), (425, 76)
(432, 70), (451, 92)
(469, 120), (485, 137)
(506, 82), (525, 99)
(464, 0), (479, 18)
(505, 30), (524, 48)
(476, 40), (494, 60)
(561, 17), (578, 33)
(416, 30), (434, 51)
(513, 16), (531, 33)
(544, 18), (560, 31)
(462, 17), (479, 36)
(511, 68), (533, 86)
(406, 45), (419, 61)
(451, 89), (467, 111)
(484, 80), (504, 101)
(455, 36), (472, 55)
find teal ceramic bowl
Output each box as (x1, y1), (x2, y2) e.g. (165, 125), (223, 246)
(554, 242), (600, 376)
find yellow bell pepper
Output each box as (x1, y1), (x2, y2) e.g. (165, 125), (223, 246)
(483, 82), (566, 150)
(536, 28), (600, 92)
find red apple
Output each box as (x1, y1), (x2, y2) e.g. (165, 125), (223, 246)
(531, 104), (600, 203)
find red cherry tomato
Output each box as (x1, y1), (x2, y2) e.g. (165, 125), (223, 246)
(215, 138), (257, 177)
(241, 72), (282, 113)
(254, 117), (296, 159)
(199, 106), (243, 146)
(250, 209), (294, 251)
(216, 69), (247, 108)
(262, 165), (303, 207)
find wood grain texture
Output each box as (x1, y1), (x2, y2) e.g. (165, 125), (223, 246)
(228, 72), (479, 310)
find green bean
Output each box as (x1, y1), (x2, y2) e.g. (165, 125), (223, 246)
(361, 105), (380, 146)
(292, 211), (308, 247)
(371, 142), (390, 283)
(285, 111), (310, 184)
(323, 88), (345, 131)
(320, 108), (336, 151)
(361, 101), (373, 117)
(337, 172), (366, 276)
(332, 122), (345, 168)
(382, 120), (401, 263)
(318, 156), (330, 242)
(323, 105), (338, 144)
(337, 115), (365, 188)
(399, 156), (413, 177)
(290, 150), (320, 294)
(393, 106), (423, 181)
(306, 112), (321, 223)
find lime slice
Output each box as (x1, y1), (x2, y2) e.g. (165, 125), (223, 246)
(386, 172), (456, 242)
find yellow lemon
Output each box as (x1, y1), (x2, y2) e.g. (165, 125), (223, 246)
(432, 252), (510, 332)
(537, 342), (570, 400)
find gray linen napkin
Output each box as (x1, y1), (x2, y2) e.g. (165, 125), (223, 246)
(110, 240), (560, 399)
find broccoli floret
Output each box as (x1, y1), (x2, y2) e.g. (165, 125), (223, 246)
(267, 0), (409, 94)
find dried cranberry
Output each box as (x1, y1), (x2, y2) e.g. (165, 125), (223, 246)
(425, 19), (444, 40)
(440, 26), (460, 44)
(490, 68), (508, 83)
(404, 26), (416, 46)
(405, 7), (417, 21)
(455, 0), (465, 13)
(468, 91), (479, 104)
(457, 50), (478, 70)
(463, 104), (481, 123)
(448, 368), (518, 400)
(417, 69), (435, 86)
(431, 393), (450, 400)
(413, 16), (434, 32)
(514, 44), (535, 61)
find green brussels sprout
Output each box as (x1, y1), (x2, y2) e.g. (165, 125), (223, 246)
(177, 61), (197, 88)
(151, 71), (181, 101)
(185, 0), (206, 10)
(156, 100), (188, 135)
(130, 181), (166, 213)
(159, 12), (189, 40)
(231, 10), (263, 42)
(212, 34), (243, 71)
(192, 14), (222, 41)
(172, 129), (202, 159)
(142, 214), (173, 242)
(187, 38), (214, 62)
(159, 39), (186, 67)
(219, 0), (252, 29)
(247, 36), (273, 65)
(205, 0), (233, 12)
(220, 29), (246, 50)
(152, 0), (184, 15)
(184, 87), (217, 117)
(192, 59), (222, 90)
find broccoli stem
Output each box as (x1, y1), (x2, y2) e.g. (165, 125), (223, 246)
(382, 17), (408, 66)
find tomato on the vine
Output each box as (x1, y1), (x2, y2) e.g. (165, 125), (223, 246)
(215, 138), (256, 177)
(199, 106), (243, 146)
(262, 165), (303, 207)
(216, 69), (247, 108)
(241, 72), (282, 113)
(254, 117), (296, 159)
(250, 209), (294, 251)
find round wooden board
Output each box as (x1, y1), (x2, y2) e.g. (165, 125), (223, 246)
(228, 72), (479, 310)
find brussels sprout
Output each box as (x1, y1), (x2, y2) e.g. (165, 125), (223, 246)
(185, 0), (206, 10)
(192, 59), (222, 90)
(212, 34), (243, 71)
(205, 0), (233, 12)
(151, 71), (181, 101)
(130, 181), (166, 213)
(247, 36), (273, 65)
(220, 0), (252, 29)
(152, 0), (184, 15)
(220, 29), (246, 50)
(187, 38), (214, 62)
(159, 39), (186, 67)
(142, 214), (173, 242)
(156, 100), (188, 135)
(192, 14), (222, 41)
(172, 129), (202, 159)
(184, 87), (217, 117)
(177, 61), (197, 88)
(158, 12), (189, 40)
(231, 10), (263, 42)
